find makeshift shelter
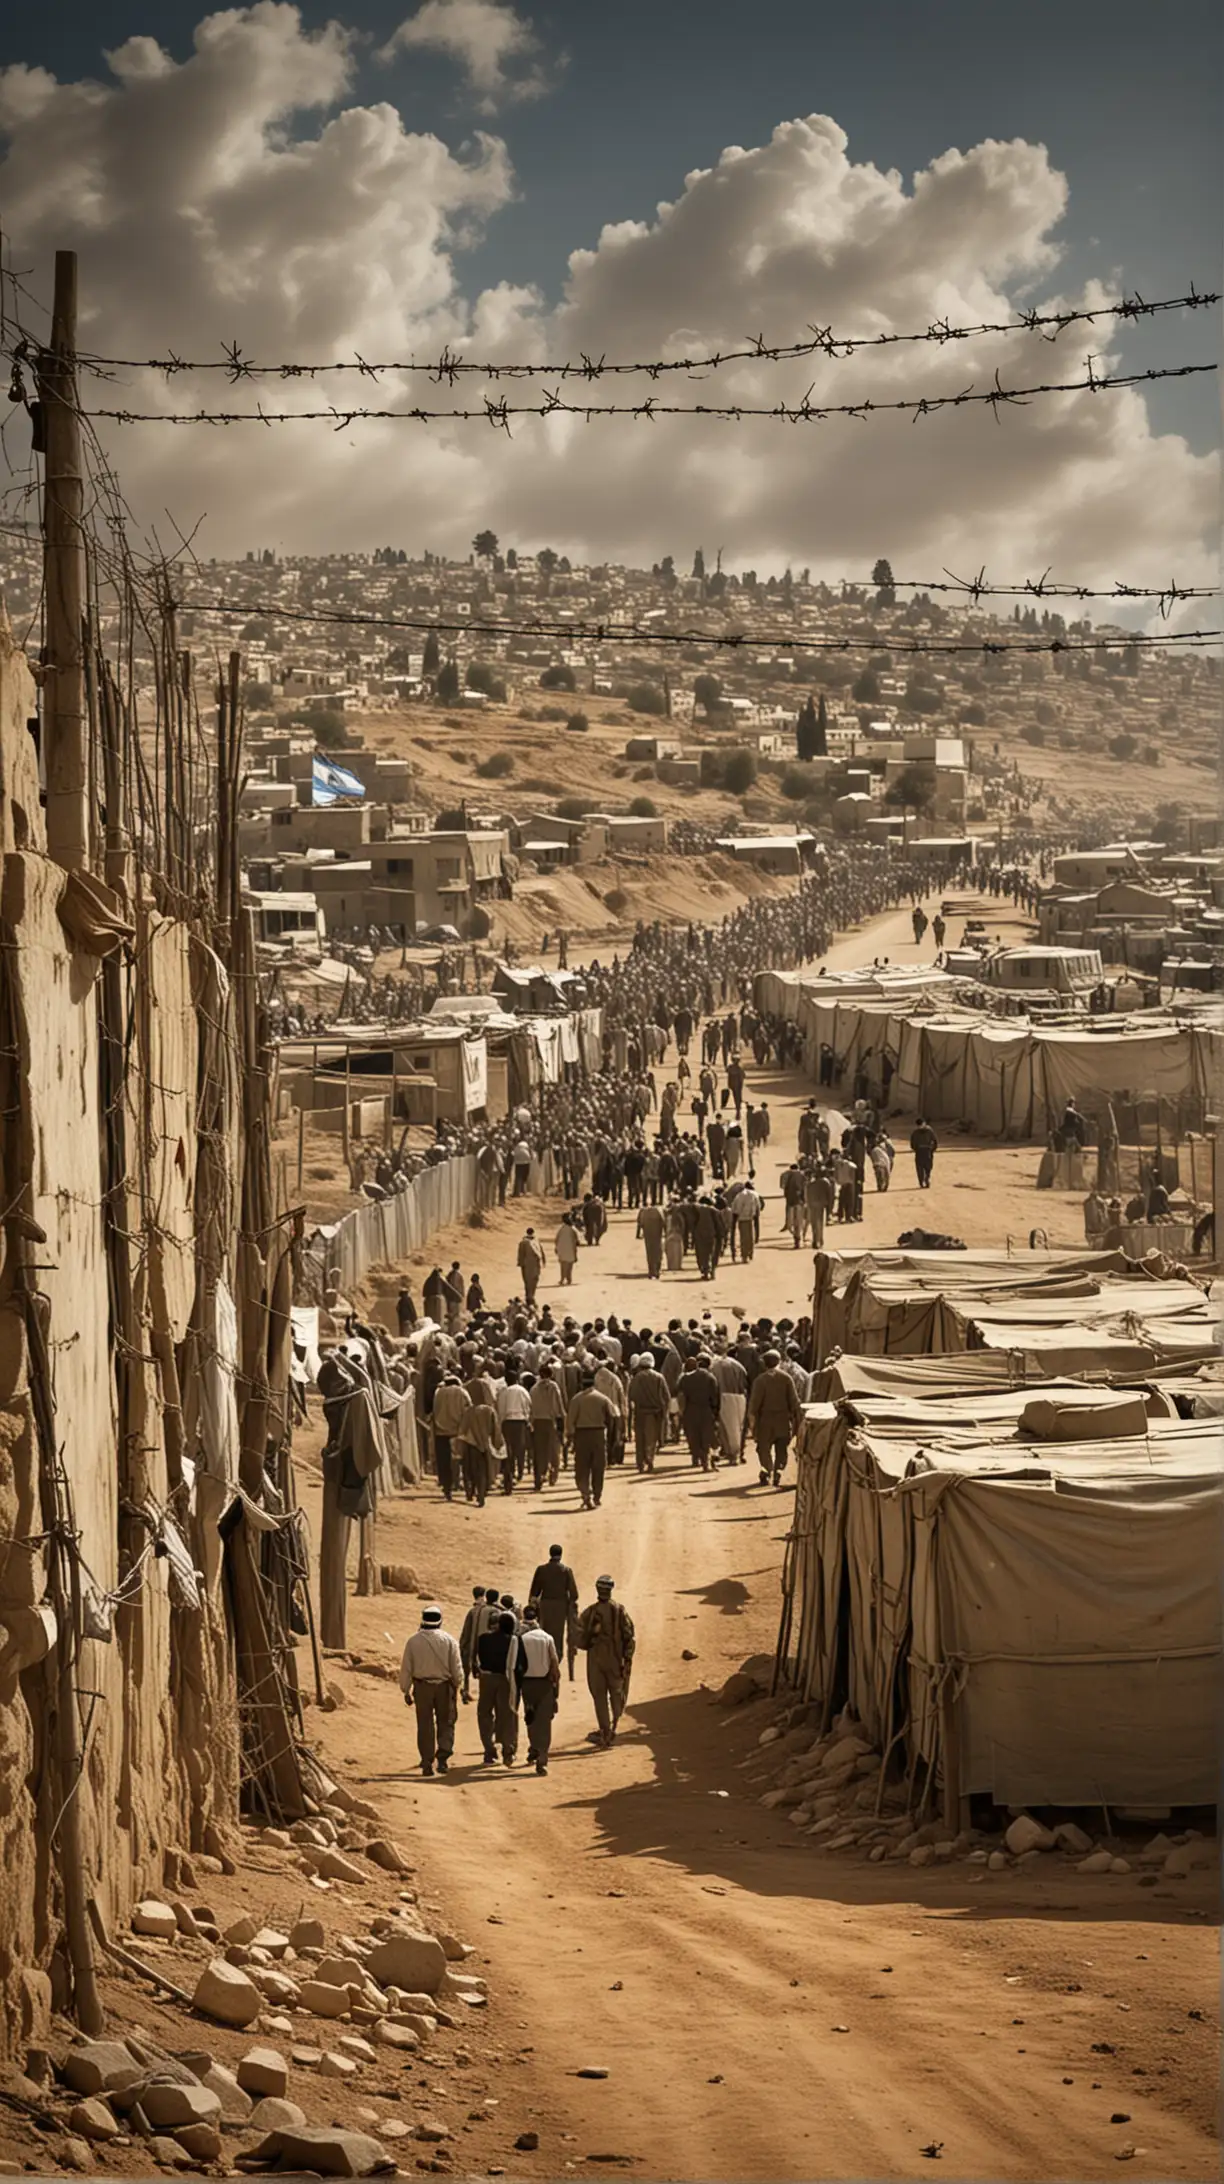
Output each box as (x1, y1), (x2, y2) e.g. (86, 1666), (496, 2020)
(757, 966), (1222, 1140)
(779, 1388), (1222, 1817)
(811, 1246), (1215, 1367)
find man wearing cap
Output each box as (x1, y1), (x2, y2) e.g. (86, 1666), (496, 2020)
(516, 1602), (562, 1774)
(746, 1348), (803, 1486)
(399, 1605), (462, 1777)
(565, 1369), (618, 1511)
(576, 1576), (635, 1747)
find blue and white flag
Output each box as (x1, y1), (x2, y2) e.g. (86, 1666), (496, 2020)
(312, 752), (366, 805)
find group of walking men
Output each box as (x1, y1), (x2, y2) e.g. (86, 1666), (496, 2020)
(398, 1551), (635, 1775)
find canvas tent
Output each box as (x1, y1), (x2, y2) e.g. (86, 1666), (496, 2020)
(811, 1246), (1216, 1367)
(756, 966), (1223, 1139)
(780, 1387), (1221, 1815)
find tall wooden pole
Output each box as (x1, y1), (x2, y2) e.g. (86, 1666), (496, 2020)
(39, 250), (89, 872)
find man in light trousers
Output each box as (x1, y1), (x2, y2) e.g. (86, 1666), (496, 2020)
(398, 1605), (462, 1777)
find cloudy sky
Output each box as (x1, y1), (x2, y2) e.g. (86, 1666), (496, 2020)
(1, 0), (1218, 587)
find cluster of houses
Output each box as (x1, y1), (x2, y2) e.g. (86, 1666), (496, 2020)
(238, 717), (688, 945)
(1035, 833), (1224, 996)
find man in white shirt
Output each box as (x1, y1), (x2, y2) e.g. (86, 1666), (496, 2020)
(730, 1181), (762, 1263)
(516, 1603), (561, 1775)
(496, 1372), (532, 1490)
(399, 1606), (462, 1777)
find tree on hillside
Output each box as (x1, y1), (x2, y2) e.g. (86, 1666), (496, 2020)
(423, 629), (441, 676)
(884, 764), (934, 810)
(472, 529), (499, 559)
(536, 547), (558, 578)
(540, 661), (577, 691)
(506, 546), (517, 568)
(659, 554), (677, 592)
(435, 657), (461, 705)
(852, 665), (881, 705)
(694, 672), (722, 715)
(796, 695), (819, 762)
(467, 661), (507, 701)
(723, 748), (757, 794)
(872, 558), (896, 606)
(814, 692), (829, 756)
(692, 547), (706, 581)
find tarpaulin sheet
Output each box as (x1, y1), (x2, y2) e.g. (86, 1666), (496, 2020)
(764, 975), (1215, 1140)
(909, 1438), (1221, 1805)
(461, 1036), (488, 1114)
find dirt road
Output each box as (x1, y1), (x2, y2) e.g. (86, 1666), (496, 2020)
(307, 903), (1218, 2182)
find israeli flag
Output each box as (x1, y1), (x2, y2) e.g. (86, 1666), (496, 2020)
(312, 752), (366, 805)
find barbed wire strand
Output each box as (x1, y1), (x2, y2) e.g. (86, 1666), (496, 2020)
(177, 595), (1220, 654)
(13, 283), (1216, 383)
(63, 359), (1218, 431)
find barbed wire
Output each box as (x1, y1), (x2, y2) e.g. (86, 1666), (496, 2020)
(67, 359), (1217, 432)
(26, 284), (1219, 383)
(177, 594), (1220, 654)
(849, 569), (1219, 616)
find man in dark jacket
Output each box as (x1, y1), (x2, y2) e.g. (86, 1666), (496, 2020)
(678, 1352), (721, 1471)
(475, 1611), (521, 1766)
(910, 1118), (939, 1189)
(746, 1349), (803, 1486)
(527, 1543), (579, 1665)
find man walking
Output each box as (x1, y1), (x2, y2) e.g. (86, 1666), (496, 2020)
(528, 1362), (565, 1488)
(678, 1350), (721, 1471)
(431, 1371), (469, 1501)
(496, 1369), (531, 1492)
(575, 1575), (636, 1748)
(460, 1585), (501, 1702)
(746, 1347), (803, 1487)
(730, 1177), (762, 1263)
(711, 1344), (748, 1464)
(457, 1394), (504, 1507)
(565, 1370), (618, 1510)
(475, 1609), (521, 1766)
(517, 1226), (545, 1306)
(636, 1199), (666, 1279)
(399, 1604), (462, 1777)
(516, 1603), (561, 1774)
(527, 1542), (580, 1667)
(554, 1214), (580, 1287)
(628, 1352), (669, 1472)
(910, 1117), (939, 1190)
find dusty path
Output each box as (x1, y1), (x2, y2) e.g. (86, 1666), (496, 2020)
(307, 902), (1218, 2183)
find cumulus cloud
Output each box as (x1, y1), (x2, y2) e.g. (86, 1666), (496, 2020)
(0, 20), (1214, 597)
(379, 0), (555, 112)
